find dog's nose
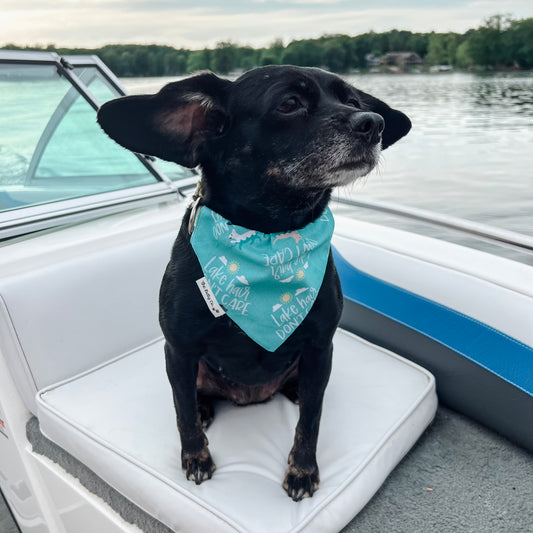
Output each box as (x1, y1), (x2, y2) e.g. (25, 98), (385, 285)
(350, 112), (385, 144)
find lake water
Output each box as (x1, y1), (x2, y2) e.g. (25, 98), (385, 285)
(122, 73), (533, 262)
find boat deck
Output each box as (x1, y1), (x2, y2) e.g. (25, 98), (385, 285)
(343, 406), (533, 532)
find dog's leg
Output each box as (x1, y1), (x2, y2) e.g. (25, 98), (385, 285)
(164, 342), (216, 484)
(283, 344), (333, 501)
(279, 376), (299, 404)
(197, 391), (216, 430)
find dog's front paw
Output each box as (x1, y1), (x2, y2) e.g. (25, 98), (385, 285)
(198, 399), (215, 430)
(181, 447), (216, 485)
(283, 463), (320, 501)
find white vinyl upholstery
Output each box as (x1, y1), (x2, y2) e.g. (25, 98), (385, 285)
(0, 209), (179, 413)
(37, 330), (436, 533)
(0, 204), (436, 531)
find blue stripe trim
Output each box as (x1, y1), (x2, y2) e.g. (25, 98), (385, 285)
(332, 246), (533, 397)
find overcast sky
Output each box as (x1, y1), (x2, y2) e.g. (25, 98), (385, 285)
(2, 0), (533, 50)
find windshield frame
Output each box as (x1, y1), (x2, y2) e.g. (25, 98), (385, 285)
(0, 50), (197, 240)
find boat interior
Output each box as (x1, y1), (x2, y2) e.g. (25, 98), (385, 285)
(1, 192), (532, 532)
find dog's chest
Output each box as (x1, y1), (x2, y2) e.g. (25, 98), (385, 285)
(190, 205), (335, 352)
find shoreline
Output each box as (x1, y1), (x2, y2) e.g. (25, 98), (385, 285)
(118, 67), (533, 79)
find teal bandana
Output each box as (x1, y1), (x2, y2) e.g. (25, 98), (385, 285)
(190, 205), (335, 352)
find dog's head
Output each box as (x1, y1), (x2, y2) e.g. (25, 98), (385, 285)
(98, 66), (410, 208)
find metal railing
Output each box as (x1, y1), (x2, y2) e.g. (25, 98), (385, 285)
(334, 196), (533, 253)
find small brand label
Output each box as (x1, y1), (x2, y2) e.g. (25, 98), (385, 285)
(196, 277), (226, 317)
(0, 418), (7, 439)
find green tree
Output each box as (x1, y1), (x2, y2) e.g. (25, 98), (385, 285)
(212, 42), (236, 74)
(467, 14), (512, 67)
(4, 15), (533, 75)
(352, 32), (376, 68)
(386, 29), (412, 51)
(425, 33), (446, 65)
(236, 46), (259, 71)
(455, 40), (473, 68)
(186, 49), (211, 73)
(503, 18), (533, 68)
(320, 35), (354, 72)
(260, 52), (278, 66)
(282, 39), (323, 67)
(425, 33), (459, 65)
(408, 33), (430, 58)
(322, 39), (347, 72)
(260, 38), (284, 65)
(172, 51), (190, 74)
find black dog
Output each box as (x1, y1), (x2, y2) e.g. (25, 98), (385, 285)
(98, 65), (410, 501)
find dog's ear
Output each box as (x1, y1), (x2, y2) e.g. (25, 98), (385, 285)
(97, 73), (232, 167)
(357, 91), (411, 150)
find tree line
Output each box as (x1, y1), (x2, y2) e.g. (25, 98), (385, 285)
(3, 15), (532, 76)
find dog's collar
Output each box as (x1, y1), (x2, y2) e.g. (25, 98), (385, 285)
(188, 195), (203, 235)
(190, 204), (335, 351)
(188, 180), (205, 235)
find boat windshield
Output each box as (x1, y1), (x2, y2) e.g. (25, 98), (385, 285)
(71, 63), (191, 183)
(0, 63), (166, 213)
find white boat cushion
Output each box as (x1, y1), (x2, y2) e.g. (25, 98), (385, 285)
(0, 228), (175, 414)
(36, 329), (436, 533)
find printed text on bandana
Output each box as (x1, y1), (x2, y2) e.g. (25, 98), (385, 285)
(203, 256), (252, 315)
(270, 286), (318, 341)
(191, 206), (334, 351)
(201, 237), (320, 340)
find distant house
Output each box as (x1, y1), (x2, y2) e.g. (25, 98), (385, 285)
(379, 52), (423, 67)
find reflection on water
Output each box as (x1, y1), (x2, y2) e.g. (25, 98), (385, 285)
(123, 73), (533, 263)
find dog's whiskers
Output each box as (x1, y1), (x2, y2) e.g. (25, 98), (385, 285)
(285, 153), (317, 176)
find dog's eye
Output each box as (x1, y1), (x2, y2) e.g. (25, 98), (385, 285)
(346, 98), (361, 109)
(278, 96), (302, 114)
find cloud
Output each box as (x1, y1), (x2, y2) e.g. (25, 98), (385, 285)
(1, 0), (532, 48)
(252, 0), (345, 4)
